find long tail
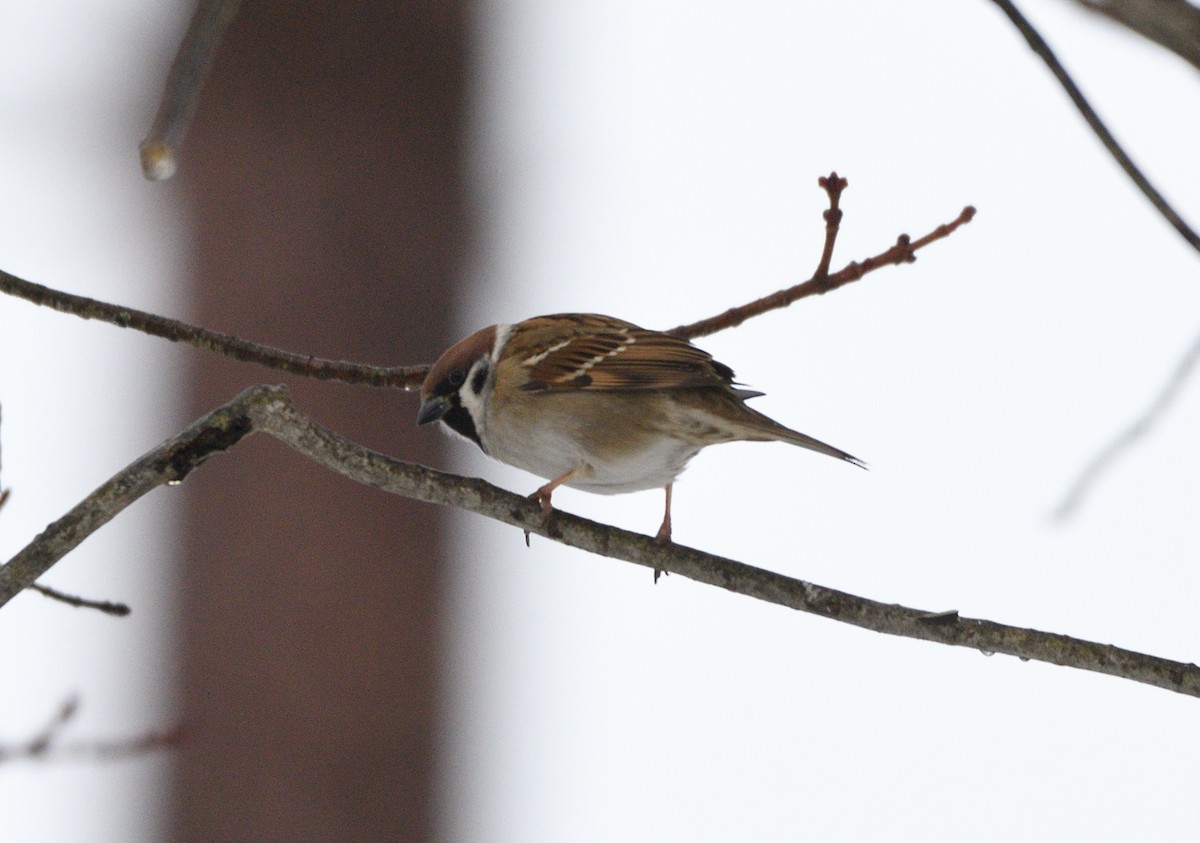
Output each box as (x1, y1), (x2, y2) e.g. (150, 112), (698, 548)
(774, 426), (866, 468)
(742, 405), (866, 468)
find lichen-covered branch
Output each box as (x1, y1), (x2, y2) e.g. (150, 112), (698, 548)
(3, 385), (1197, 698)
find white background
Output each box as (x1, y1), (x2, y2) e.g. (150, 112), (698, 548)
(443, 2), (1200, 841)
(2, 2), (1199, 841)
(0, 2), (188, 841)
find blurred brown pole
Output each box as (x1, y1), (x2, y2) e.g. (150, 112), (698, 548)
(173, 4), (465, 840)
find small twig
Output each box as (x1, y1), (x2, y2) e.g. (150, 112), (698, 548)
(1055, 327), (1200, 519)
(0, 183), (973, 386)
(671, 202), (975, 340)
(3, 384), (1197, 698)
(813, 172), (848, 280)
(47, 725), (185, 762)
(0, 268), (426, 390)
(8, 696), (80, 759)
(989, 0), (1200, 254)
(0, 696), (183, 763)
(140, 0), (243, 180)
(29, 583), (131, 617)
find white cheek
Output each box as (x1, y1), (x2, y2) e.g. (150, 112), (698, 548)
(458, 326), (511, 445)
(457, 358), (494, 441)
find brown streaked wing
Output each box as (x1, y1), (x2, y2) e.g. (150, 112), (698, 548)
(520, 318), (734, 392)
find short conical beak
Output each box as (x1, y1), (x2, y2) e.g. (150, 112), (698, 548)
(417, 395), (450, 426)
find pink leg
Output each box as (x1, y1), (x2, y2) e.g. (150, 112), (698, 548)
(655, 483), (673, 543)
(653, 484), (673, 583)
(530, 469), (576, 514)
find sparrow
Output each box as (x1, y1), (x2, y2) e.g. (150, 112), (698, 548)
(418, 313), (862, 544)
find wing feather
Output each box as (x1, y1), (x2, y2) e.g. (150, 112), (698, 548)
(516, 314), (736, 392)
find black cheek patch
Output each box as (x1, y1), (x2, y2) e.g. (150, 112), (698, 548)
(470, 365), (488, 395)
(442, 406), (483, 449)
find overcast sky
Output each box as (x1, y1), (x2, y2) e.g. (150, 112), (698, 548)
(445, 2), (1200, 840)
(2, 2), (1199, 841)
(0, 3), (186, 840)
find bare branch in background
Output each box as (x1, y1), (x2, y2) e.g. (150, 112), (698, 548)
(986, 2), (1200, 519)
(29, 583), (131, 617)
(1055, 326), (1200, 519)
(0, 696), (79, 762)
(0, 696), (182, 763)
(140, 0), (243, 180)
(989, 0), (1200, 253)
(672, 175), (974, 339)
(1073, 0), (1200, 71)
(0, 266), (424, 390)
(0, 179), (973, 387)
(2, 384), (1198, 698)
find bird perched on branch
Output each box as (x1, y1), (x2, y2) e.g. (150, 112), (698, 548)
(418, 313), (862, 544)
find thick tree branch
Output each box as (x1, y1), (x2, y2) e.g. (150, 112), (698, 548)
(0, 394), (256, 604)
(3, 385), (1197, 698)
(1072, 0), (1200, 71)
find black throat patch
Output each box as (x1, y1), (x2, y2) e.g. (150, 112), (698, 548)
(441, 404), (482, 450)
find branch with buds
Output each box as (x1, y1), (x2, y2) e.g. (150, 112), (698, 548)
(0, 175), (972, 391)
(4, 173), (1199, 698)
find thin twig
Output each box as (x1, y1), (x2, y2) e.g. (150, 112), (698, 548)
(0, 268), (426, 390)
(1055, 327), (1200, 519)
(0, 184), (974, 385)
(671, 203), (975, 340)
(813, 172), (848, 280)
(36, 725), (185, 761)
(140, 0), (243, 180)
(988, 0), (1200, 253)
(0, 696), (183, 763)
(3, 384), (1197, 698)
(29, 583), (131, 617)
(5, 696), (80, 759)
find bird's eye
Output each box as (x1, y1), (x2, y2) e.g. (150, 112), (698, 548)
(448, 369), (466, 387)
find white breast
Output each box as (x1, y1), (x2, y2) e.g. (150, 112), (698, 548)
(477, 389), (705, 495)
